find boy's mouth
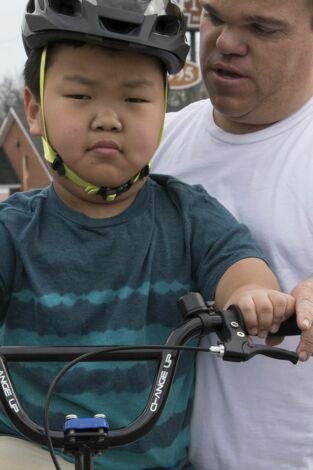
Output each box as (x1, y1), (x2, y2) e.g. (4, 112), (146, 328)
(89, 140), (122, 152)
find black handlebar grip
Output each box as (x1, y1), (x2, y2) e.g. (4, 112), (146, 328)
(271, 315), (301, 336)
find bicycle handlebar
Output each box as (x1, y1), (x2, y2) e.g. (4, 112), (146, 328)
(0, 292), (300, 451)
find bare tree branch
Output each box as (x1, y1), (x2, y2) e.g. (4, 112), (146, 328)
(0, 75), (24, 122)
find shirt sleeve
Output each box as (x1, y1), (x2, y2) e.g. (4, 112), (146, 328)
(188, 185), (267, 300)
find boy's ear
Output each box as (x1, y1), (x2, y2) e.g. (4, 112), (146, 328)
(24, 87), (43, 136)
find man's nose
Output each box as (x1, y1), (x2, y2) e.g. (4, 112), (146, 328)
(216, 26), (248, 56)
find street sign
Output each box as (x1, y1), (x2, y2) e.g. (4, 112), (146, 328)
(178, 0), (202, 30)
(168, 60), (201, 90)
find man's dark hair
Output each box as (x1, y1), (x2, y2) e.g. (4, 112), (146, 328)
(307, 0), (313, 27)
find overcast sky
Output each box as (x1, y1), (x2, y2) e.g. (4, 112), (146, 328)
(0, 1), (28, 83)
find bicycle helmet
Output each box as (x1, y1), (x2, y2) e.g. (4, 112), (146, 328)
(22, 0), (189, 74)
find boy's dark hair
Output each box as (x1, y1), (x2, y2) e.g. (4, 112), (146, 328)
(24, 41), (84, 100)
(24, 48), (43, 100)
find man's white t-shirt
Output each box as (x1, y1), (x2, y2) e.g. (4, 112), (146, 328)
(153, 97), (313, 470)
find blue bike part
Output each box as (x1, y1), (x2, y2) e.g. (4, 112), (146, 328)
(64, 417), (109, 433)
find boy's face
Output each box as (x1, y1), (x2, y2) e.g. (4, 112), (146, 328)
(26, 44), (165, 191)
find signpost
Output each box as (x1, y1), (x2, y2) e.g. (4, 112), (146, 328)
(168, 1), (202, 90)
(168, 61), (201, 90)
(179, 0), (202, 30)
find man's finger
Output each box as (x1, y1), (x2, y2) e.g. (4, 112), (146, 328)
(291, 280), (313, 330)
(296, 327), (313, 362)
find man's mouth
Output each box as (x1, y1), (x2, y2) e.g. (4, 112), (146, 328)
(216, 68), (243, 79)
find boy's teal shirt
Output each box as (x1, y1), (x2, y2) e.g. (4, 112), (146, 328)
(0, 174), (264, 469)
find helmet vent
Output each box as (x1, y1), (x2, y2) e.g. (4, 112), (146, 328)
(155, 15), (180, 36)
(48, 0), (81, 16)
(100, 18), (140, 35)
(26, 0), (36, 13)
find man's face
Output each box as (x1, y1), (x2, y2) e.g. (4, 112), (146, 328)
(200, 0), (313, 132)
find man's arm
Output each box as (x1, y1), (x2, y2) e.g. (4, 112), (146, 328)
(215, 258), (313, 361)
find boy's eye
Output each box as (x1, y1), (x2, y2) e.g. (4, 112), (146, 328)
(66, 94), (91, 100)
(125, 97), (148, 104)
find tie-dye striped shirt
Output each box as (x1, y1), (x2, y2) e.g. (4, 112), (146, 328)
(0, 174), (264, 469)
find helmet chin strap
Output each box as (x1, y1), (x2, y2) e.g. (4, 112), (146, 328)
(39, 47), (167, 202)
(41, 137), (150, 202)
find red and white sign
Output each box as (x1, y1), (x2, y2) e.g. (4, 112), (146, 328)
(168, 60), (201, 90)
(178, 0), (202, 30)
(0, 190), (9, 201)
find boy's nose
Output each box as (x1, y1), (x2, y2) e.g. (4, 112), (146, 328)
(91, 109), (122, 132)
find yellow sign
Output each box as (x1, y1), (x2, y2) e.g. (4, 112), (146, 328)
(168, 61), (201, 90)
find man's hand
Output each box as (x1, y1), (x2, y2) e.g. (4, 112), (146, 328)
(290, 277), (313, 362)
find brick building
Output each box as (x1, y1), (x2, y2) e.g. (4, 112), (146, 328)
(0, 107), (51, 201)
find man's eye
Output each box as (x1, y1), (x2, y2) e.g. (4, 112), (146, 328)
(202, 9), (223, 26)
(252, 24), (277, 35)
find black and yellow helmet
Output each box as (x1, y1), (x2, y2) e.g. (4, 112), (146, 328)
(22, 0), (189, 74)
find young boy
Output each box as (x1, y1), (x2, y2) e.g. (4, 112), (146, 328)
(0, 1), (296, 469)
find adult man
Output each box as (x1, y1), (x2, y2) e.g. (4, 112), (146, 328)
(153, 0), (313, 469)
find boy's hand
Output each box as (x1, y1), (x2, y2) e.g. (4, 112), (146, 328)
(224, 289), (295, 338)
(216, 259), (313, 361)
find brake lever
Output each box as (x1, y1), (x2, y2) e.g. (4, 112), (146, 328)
(216, 305), (298, 365)
(178, 293), (299, 364)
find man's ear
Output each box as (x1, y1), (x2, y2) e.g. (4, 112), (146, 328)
(24, 87), (43, 136)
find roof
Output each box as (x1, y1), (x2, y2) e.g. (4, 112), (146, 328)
(0, 148), (20, 186)
(0, 107), (44, 160)
(0, 107), (49, 180)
